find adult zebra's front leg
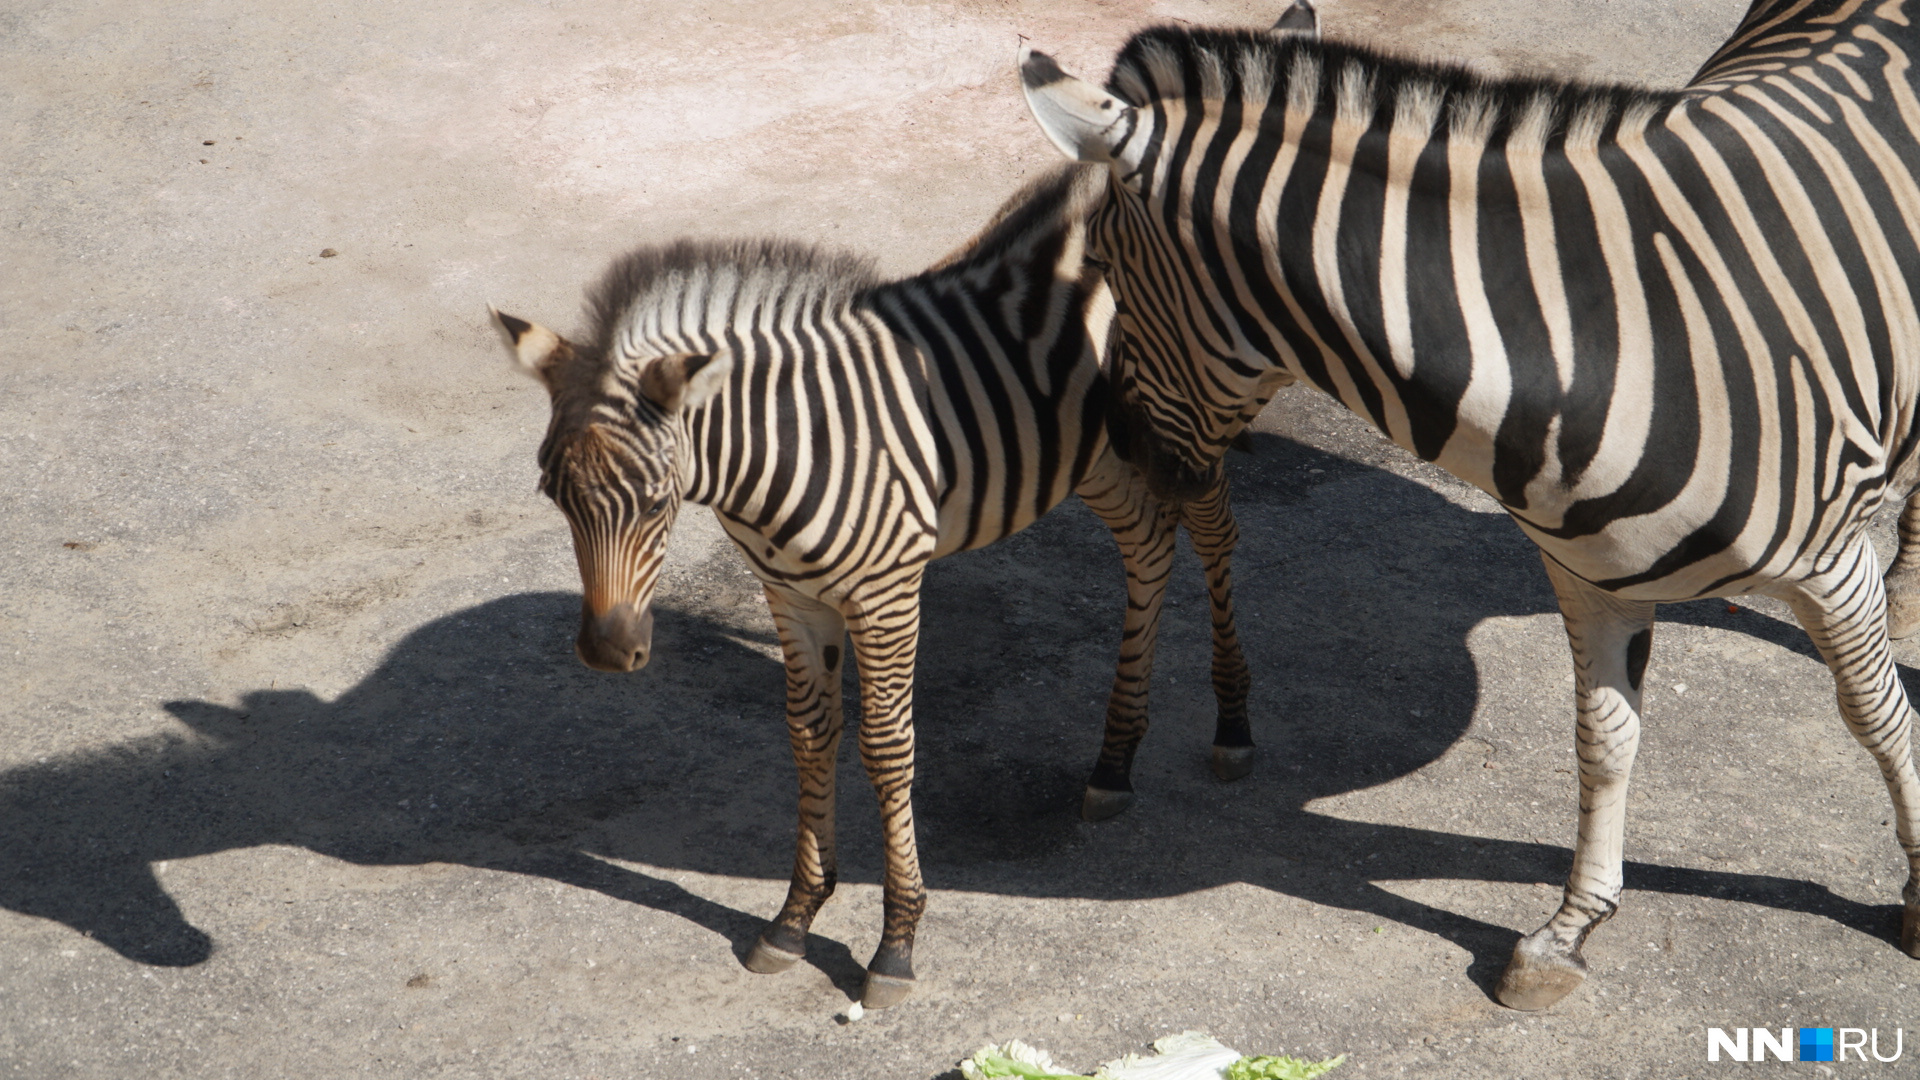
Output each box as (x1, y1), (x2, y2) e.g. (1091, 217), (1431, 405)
(1784, 535), (1920, 958)
(1496, 555), (1656, 1011)
(745, 586), (849, 978)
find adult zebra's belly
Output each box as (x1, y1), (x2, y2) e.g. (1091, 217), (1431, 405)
(1509, 495), (1830, 602)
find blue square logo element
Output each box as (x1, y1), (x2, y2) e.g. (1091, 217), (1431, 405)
(1800, 1028), (1835, 1062)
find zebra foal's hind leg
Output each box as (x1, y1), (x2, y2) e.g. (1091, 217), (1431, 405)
(1782, 534), (1920, 957)
(1496, 555), (1656, 1011)
(1073, 458), (1254, 818)
(845, 574), (930, 1009)
(745, 587), (849, 977)
(1074, 453), (1181, 821)
(1882, 488), (1920, 639)
(1178, 470), (1255, 781)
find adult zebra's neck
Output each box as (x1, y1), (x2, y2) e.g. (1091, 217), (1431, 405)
(1112, 7), (1912, 518)
(1239, 67), (1682, 513)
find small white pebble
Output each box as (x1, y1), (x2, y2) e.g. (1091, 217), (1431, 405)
(1672, 683), (1689, 694)
(846, 1002), (864, 1022)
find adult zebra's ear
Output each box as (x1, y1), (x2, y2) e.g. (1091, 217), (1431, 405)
(638, 350), (731, 413)
(1018, 43), (1138, 168)
(1271, 0), (1319, 38)
(492, 305), (568, 388)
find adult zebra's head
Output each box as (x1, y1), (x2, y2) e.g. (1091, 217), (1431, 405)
(492, 306), (727, 672)
(1018, 6), (1316, 500)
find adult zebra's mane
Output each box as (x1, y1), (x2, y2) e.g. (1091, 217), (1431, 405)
(583, 238), (879, 364)
(1109, 26), (1681, 148)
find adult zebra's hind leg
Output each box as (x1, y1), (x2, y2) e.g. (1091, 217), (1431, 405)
(1783, 535), (1920, 958)
(1496, 556), (1656, 1011)
(1882, 489), (1920, 639)
(745, 587), (848, 977)
(1073, 453), (1181, 821)
(1179, 470), (1255, 781)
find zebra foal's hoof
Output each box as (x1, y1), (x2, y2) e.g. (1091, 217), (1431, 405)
(744, 935), (805, 974)
(862, 943), (915, 1008)
(1081, 786), (1134, 822)
(1902, 888), (1920, 958)
(1210, 744), (1254, 781)
(1494, 930), (1587, 1011)
(861, 971), (915, 1009)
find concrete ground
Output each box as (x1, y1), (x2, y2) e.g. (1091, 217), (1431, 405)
(2, 0), (1913, 1077)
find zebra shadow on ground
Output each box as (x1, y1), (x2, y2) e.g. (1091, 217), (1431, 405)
(0, 432), (1903, 1000)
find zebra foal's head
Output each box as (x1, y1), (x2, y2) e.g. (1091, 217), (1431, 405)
(491, 305), (725, 673)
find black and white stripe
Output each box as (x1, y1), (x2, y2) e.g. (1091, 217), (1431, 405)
(495, 166), (1253, 1009)
(1021, 0), (1920, 1009)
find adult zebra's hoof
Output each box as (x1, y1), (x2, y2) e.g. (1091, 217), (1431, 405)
(1494, 930), (1587, 1011)
(744, 935), (805, 974)
(1902, 888), (1920, 957)
(1081, 786), (1134, 821)
(1210, 744), (1255, 781)
(861, 971), (915, 1009)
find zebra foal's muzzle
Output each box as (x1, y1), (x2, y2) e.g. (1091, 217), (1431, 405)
(576, 600), (654, 672)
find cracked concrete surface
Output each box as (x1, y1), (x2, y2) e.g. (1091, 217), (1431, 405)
(2, 1), (1913, 1077)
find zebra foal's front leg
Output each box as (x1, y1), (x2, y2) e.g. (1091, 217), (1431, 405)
(744, 587), (849, 977)
(1784, 535), (1920, 957)
(847, 573), (929, 1009)
(1496, 555), (1656, 1011)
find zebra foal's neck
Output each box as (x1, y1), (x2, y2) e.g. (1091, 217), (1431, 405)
(572, 166), (1110, 551)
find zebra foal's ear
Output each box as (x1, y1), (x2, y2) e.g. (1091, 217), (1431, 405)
(1271, 0), (1319, 38)
(1018, 43), (1137, 167)
(638, 350), (731, 412)
(491, 305), (567, 386)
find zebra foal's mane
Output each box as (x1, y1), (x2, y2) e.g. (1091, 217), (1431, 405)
(1109, 26), (1681, 149)
(580, 238), (879, 366)
(574, 166), (1097, 371)
(922, 163), (1101, 273)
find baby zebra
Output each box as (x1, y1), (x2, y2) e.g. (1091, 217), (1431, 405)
(492, 165), (1253, 1008)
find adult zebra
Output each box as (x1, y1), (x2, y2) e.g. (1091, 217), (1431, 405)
(1018, 0), (1920, 1009)
(490, 166), (1253, 1008)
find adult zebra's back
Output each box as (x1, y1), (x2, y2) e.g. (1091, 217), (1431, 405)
(1020, 0), (1920, 1009)
(490, 166), (1254, 1009)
